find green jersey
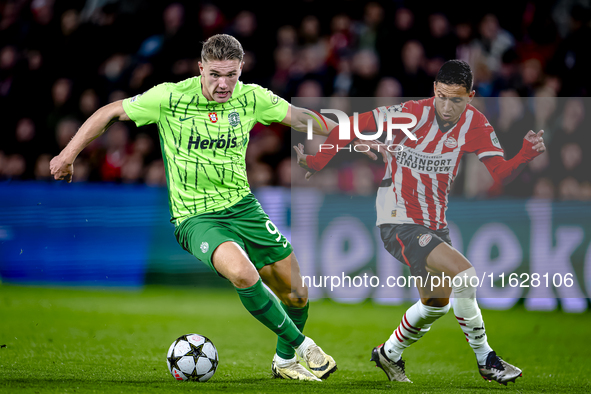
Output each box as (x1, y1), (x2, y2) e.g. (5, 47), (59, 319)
(122, 76), (289, 226)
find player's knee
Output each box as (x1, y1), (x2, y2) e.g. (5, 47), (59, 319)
(231, 275), (259, 289)
(426, 244), (472, 277)
(421, 297), (450, 308)
(281, 285), (308, 308)
(227, 262), (260, 289)
(285, 294), (308, 308)
(451, 266), (478, 298)
(211, 242), (261, 288)
(419, 300), (450, 318)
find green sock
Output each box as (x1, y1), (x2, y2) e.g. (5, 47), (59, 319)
(276, 301), (309, 359)
(236, 279), (305, 355)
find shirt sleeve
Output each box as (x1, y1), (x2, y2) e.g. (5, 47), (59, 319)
(462, 113), (505, 160)
(482, 138), (539, 184)
(253, 86), (289, 125)
(122, 84), (168, 127)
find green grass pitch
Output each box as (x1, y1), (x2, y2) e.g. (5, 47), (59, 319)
(1, 284), (590, 393)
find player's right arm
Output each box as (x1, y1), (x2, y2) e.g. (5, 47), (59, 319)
(50, 84), (165, 182)
(50, 100), (130, 182)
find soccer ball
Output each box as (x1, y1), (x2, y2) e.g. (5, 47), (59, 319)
(166, 334), (219, 382)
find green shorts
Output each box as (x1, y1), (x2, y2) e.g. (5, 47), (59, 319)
(174, 193), (293, 275)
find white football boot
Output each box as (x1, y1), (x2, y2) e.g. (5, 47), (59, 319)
(296, 339), (337, 380)
(271, 354), (321, 381)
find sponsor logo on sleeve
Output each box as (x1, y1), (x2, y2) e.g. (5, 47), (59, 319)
(387, 103), (407, 113)
(490, 131), (502, 149)
(200, 242), (209, 253)
(129, 93), (144, 103)
(270, 92), (279, 105)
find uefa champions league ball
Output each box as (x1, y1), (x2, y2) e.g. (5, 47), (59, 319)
(166, 334), (219, 382)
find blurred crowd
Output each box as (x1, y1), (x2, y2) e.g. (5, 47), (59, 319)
(0, 0), (590, 200)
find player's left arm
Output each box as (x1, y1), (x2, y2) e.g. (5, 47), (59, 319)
(254, 87), (336, 135)
(285, 104), (387, 177)
(280, 104), (337, 137)
(481, 130), (546, 185)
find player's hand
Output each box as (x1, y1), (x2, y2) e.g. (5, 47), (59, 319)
(352, 139), (388, 163)
(49, 154), (74, 183)
(524, 130), (546, 153)
(293, 143), (316, 180)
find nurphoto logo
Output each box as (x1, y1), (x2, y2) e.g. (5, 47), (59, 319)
(306, 108), (418, 141)
(305, 107), (417, 154)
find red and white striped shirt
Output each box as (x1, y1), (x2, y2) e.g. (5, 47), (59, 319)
(373, 97), (503, 230)
(307, 97), (509, 230)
